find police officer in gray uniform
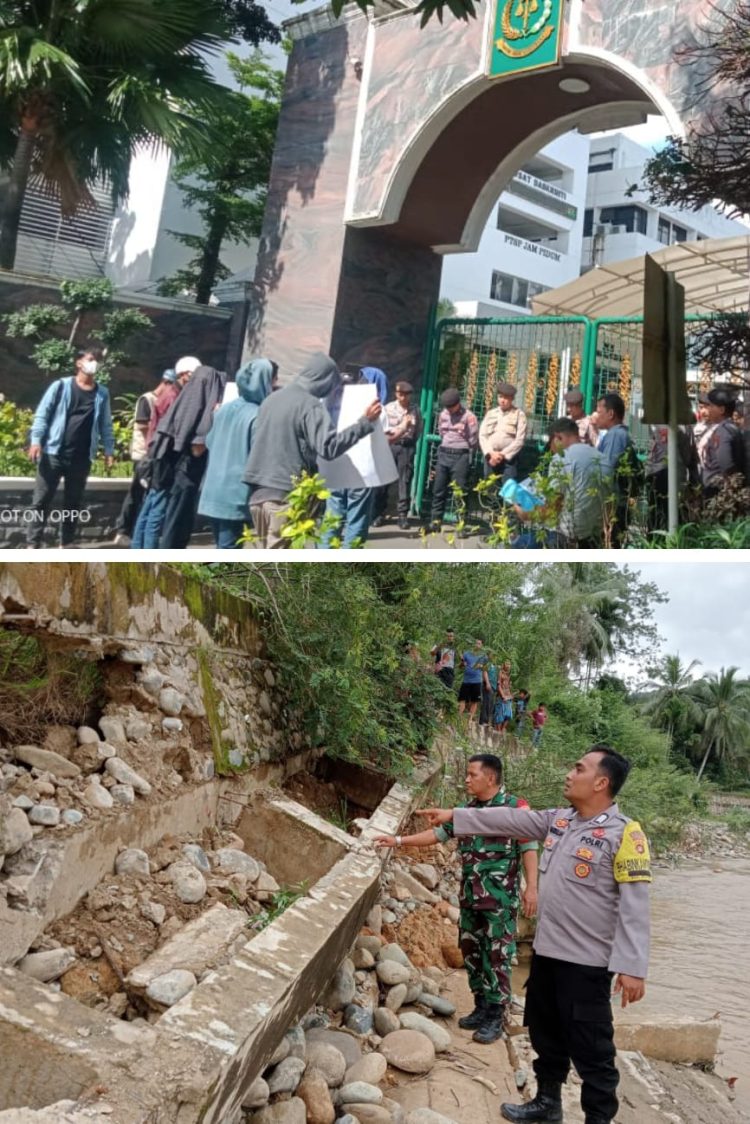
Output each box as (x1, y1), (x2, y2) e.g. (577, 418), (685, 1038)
(421, 744), (651, 1124)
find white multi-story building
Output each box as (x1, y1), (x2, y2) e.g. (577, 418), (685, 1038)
(582, 133), (745, 271)
(440, 129), (747, 317)
(441, 132), (590, 319)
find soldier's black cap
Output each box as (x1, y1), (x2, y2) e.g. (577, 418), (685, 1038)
(441, 387), (461, 408)
(497, 382), (517, 398)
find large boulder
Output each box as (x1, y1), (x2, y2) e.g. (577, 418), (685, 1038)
(378, 1030), (435, 1074)
(11, 745), (80, 779)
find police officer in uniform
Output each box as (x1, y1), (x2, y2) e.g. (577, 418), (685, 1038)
(480, 382), (528, 482)
(421, 744), (650, 1124)
(374, 754), (538, 1045)
(698, 387), (743, 498)
(564, 388), (598, 446)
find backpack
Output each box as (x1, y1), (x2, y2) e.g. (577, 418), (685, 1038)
(616, 437), (645, 498)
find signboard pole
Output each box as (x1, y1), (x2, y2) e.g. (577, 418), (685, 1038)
(665, 273), (685, 535)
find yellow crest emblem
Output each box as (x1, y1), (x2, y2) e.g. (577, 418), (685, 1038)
(497, 0), (555, 59)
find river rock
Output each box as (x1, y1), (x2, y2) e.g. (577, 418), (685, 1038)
(415, 993), (455, 1017)
(410, 863), (440, 890)
(99, 717), (126, 744)
(383, 1097), (405, 1124)
(382, 909), (397, 925)
(339, 1083), (383, 1106)
(338, 1116), (359, 1124)
(377, 944), (411, 968)
(141, 900), (166, 926)
(104, 757), (151, 795)
(341, 1105), (391, 1124)
(267, 1056), (306, 1095)
(376, 960), (411, 987)
(353, 948), (375, 970)
(255, 870), (281, 896)
(268, 1036), (291, 1068)
(168, 861), (206, 903)
(344, 1004), (374, 1035)
(28, 804), (60, 827)
(306, 1028), (362, 1068)
(162, 718), (183, 734)
(18, 947), (76, 982)
(125, 716), (151, 741)
(1, 806), (34, 854)
(213, 848), (260, 881)
(119, 645), (155, 665)
(182, 843), (211, 873)
(242, 1077), (270, 1110)
(297, 1069), (335, 1124)
(366, 904), (382, 935)
(378, 1030), (435, 1074)
(250, 1098), (307, 1124)
(406, 1111), (459, 1124)
(399, 1013), (451, 1052)
(356, 935), (383, 958)
(384, 983), (407, 1012)
(158, 688), (184, 717)
(111, 784), (135, 806)
(77, 726), (99, 745)
(62, 809), (84, 825)
(115, 848), (150, 877)
(82, 779), (113, 810)
(139, 666), (165, 696)
(145, 969), (196, 1007)
(304, 1041), (347, 1087)
(12, 745), (80, 779)
(391, 869), (438, 905)
(326, 964), (356, 1010)
(344, 1054), (388, 1086)
(284, 1024), (307, 1060)
(374, 1007), (401, 1036)
(12, 795), (34, 810)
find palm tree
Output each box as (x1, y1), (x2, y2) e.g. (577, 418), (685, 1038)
(640, 653), (703, 750)
(0, 0), (236, 270)
(693, 666), (750, 782)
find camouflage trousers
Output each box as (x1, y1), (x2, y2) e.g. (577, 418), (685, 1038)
(459, 906), (518, 1006)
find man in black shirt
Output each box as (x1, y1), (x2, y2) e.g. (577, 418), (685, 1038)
(27, 347), (114, 547)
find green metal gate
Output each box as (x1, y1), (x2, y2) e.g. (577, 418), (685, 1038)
(413, 312), (722, 519)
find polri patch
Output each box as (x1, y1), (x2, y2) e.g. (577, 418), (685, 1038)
(592, 828), (606, 838)
(576, 847), (594, 860)
(555, 818), (569, 829)
(613, 820), (652, 883)
(574, 863), (591, 879)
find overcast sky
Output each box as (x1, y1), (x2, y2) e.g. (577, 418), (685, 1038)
(614, 560), (750, 682)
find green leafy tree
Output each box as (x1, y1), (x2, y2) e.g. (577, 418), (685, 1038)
(639, 654), (703, 752)
(2, 276), (152, 382)
(158, 51), (283, 305)
(0, 0), (255, 271)
(692, 667), (750, 782)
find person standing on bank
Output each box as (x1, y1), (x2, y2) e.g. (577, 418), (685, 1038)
(479, 381), (527, 482)
(429, 387), (479, 531)
(419, 745), (651, 1124)
(374, 753), (538, 1046)
(431, 628), (457, 689)
(564, 388), (598, 446)
(26, 347), (114, 548)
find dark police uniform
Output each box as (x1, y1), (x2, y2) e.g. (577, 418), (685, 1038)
(452, 802), (651, 1123)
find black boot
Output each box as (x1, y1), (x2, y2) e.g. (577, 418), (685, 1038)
(500, 1079), (563, 1122)
(458, 994), (486, 1030)
(584, 1118), (611, 1124)
(472, 1002), (505, 1044)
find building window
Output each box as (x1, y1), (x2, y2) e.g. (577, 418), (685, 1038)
(583, 209), (593, 237)
(490, 271), (547, 309)
(490, 271), (515, 304)
(672, 224), (687, 243)
(657, 217), (671, 244)
(599, 205), (648, 234)
(588, 152), (614, 173)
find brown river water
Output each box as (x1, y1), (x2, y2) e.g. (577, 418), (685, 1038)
(513, 856), (750, 1109)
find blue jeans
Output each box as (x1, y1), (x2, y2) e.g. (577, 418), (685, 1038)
(532, 727), (543, 748)
(131, 489), (169, 549)
(512, 529), (563, 549)
(211, 518), (245, 549)
(318, 488), (373, 549)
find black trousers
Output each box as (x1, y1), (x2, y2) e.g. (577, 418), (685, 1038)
(159, 451), (207, 549)
(483, 454), (519, 483)
(27, 453), (91, 546)
(525, 953), (618, 1121)
(116, 459), (150, 536)
(374, 443), (416, 519)
(479, 685), (495, 726)
(430, 447), (471, 524)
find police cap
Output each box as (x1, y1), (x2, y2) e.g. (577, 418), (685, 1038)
(564, 388), (584, 405)
(441, 387), (461, 408)
(497, 382), (517, 398)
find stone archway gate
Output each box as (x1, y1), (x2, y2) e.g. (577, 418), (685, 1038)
(248, 0), (723, 384)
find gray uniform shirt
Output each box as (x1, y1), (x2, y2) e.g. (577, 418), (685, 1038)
(453, 802), (650, 978)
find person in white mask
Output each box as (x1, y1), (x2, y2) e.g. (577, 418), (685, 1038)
(26, 346), (114, 548)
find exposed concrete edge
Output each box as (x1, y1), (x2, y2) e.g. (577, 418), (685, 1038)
(1, 747), (446, 1121)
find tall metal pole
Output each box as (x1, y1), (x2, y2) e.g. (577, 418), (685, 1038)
(666, 274), (680, 534)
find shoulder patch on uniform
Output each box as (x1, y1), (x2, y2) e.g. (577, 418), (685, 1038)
(613, 820), (652, 883)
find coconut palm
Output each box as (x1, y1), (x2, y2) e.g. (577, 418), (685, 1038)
(0, 0), (238, 270)
(692, 666), (750, 782)
(640, 653), (703, 750)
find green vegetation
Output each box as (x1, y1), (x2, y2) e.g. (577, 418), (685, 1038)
(254, 882), (308, 930)
(183, 562), (722, 851)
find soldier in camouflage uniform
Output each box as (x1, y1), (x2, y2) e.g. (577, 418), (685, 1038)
(375, 753), (538, 1044)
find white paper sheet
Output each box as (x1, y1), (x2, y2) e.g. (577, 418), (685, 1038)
(221, 382), (239, 405)
(319, 384), (398, 489)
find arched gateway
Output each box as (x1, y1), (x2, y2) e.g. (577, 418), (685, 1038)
(248, 0), (714, 381)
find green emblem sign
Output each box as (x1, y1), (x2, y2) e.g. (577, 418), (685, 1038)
(488, 0), (564, 79)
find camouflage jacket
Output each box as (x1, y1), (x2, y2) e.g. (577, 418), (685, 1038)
(434, 788), (537, 911)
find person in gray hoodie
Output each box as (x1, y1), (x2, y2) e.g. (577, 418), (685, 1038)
(243, 352), (381, 548)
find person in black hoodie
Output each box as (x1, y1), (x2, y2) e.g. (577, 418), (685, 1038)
(148, 364), (226, 548)
(243, 352), (381, 548)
